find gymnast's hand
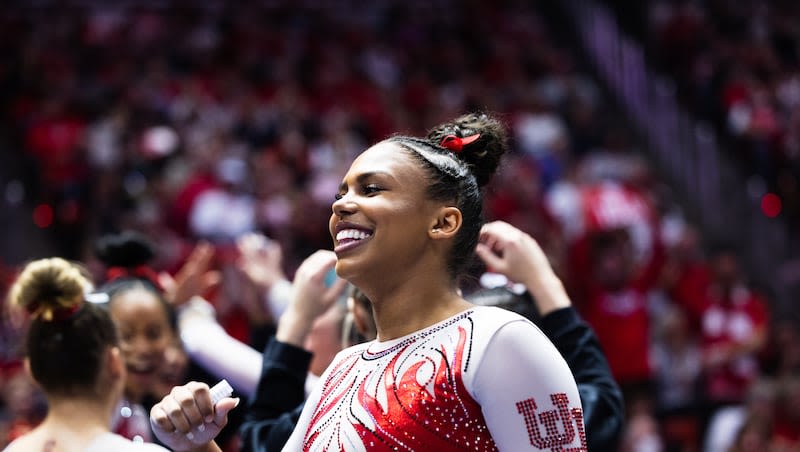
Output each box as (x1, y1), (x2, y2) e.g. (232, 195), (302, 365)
(149, 381), (239, 451)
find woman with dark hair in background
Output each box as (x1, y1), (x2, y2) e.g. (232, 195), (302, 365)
(3, 257), (168, 451)
(94, 230), (250, 449)
(93, 231), (181, 443)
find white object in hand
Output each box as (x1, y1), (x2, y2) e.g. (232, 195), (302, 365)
(209, 379), (234, 405)
(186, 380), (234, 441)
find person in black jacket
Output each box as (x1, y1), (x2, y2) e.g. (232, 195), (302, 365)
(236, 220), (624, 451)
(237, 249), (361, 451)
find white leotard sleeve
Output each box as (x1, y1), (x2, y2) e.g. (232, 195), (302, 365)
(280, 308), (587, 451)
(472, 320), (586, 451)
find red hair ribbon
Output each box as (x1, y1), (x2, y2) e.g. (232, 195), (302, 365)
(106, 265), (162, 290)
(439, 133), (480, 153)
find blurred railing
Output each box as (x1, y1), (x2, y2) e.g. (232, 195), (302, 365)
(562, 0), (796, 310)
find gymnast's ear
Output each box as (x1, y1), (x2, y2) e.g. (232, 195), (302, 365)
(107, 346), (125, 379)
(428, 206), (462, 240)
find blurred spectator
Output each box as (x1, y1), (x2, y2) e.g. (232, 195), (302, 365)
(619, 396), (665, 452)
(512, 94), (569, 191)
(577, 227), (656, 402)
(663, 224), (713, 331)
(698, 244), (769, 410)
(576, 126), (649, 187)
(562, 180), (665, 392)
(726, 415), (773, 452)
(650, 304), (702, 450)
(761, 314), (800, 378)
(772, 376), (800, 449)
(189, 154), (256, 244)
(703, 378), (777, 452)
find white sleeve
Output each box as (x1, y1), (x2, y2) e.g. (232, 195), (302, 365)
(188, 191), (220, 238)
(265, 278), (292, 320)
(178, 298), (262, 397)
(472, 320), (587, 451)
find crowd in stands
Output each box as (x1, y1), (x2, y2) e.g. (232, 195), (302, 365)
(0, 0), (798, 450)
(644, 0), (800, 235)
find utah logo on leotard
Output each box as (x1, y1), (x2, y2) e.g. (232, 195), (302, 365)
(516, 393), (588, 451)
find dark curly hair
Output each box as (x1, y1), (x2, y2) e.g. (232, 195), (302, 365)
(385, 112), (509, 278)
(94, 231), (176, 330)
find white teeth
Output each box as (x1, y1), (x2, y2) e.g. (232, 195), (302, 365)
(336, 229), (372, 241)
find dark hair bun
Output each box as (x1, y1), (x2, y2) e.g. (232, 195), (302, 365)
(94, 230), (156, 268)
(427, 112), (508, 187)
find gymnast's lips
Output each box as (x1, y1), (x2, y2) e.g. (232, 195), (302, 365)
(333, 222), (373, 253)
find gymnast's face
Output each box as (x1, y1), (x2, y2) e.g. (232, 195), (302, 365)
(330, 142), (441, 284)
(109, 287), (172, 402)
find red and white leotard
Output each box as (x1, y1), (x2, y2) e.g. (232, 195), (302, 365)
(283, 306), (586, 451)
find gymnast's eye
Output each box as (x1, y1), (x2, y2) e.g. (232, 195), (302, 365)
(362, 184), (384, 196)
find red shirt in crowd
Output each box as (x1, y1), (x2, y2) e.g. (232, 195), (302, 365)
(583, 285), (652, 384)
(699, 285), (769, 403)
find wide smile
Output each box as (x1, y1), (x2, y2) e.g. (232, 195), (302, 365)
(126, 362), (157, 377)
(334, 227), (374, 254)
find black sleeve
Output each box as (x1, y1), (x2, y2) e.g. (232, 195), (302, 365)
(537, 307), (625, 451)
(238, 336), (312, 452)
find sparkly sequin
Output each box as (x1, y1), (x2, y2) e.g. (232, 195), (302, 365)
(516, 394), (588, 451)
(302, 311), (497, 451)
(298, 307), (586, 451)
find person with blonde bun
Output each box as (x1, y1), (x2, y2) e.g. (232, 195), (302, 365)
(2, 257), (169, 452)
